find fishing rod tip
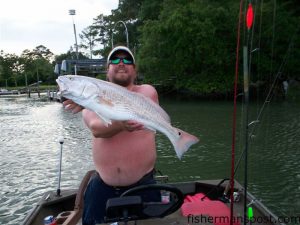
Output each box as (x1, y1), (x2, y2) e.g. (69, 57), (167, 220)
(58, 137), (64, 144)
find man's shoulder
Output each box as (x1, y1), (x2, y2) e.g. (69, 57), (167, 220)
(138, 84), (156, 91)
(133, 84), (156, 93)
(134, 84), (158, 103)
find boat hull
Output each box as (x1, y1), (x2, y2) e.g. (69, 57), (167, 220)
(22, 172), (281, 225)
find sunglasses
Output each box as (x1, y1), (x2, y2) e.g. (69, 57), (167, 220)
(109, 57), (133, 65)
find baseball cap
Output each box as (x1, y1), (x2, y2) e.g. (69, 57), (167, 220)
(107, 46), (135, 65)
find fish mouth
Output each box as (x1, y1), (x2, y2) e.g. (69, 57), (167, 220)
(56, 78), (68, 96)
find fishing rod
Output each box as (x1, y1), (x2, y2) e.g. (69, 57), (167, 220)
(214, 25), (299, 225)
(228, 0), (245, 224)
(242, 31), (251, 225)
(203, 2), (298, 223)
(229, 1), (299, 224)
(213, 1), (256, 224)
(239, 1), (258, 223)
(233, 27), (298, 176)
(57, 137), (64, 196)
(195, 0), (249, 221)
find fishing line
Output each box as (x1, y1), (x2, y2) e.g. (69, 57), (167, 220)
(207, 2), (297, 224)
(233, 32), (298, 171)
(242, 1), (257, 223)
(248, 1), (257, 75)
(260, 0), (277, 161)
(230, 7), (299, 210)
(233, 0), (300, 169)
(248, 28), (298, 136)
(269, 0), (277, 82)
(255, 0), (264, 114)
(229, 0), (245, 224)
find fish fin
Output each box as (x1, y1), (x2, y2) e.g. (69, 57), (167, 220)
(143, 125), (157, 133)
(91, 96), (113, 126)
(172, 128), (199, 159)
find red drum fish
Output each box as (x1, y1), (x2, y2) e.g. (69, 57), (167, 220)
(56, 75), (199, 159)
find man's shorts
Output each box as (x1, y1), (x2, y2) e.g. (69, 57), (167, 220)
(82, 170), (159, 225)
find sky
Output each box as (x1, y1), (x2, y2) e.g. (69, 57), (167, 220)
(0, 0), (119, 56)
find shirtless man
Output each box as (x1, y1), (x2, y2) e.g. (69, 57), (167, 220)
(63, 46), (159, 225)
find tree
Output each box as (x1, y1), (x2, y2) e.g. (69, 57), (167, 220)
(79, 26), (99, 59)
(138, 0), (237, 94)
(1, 0), (299, 95)
(0, 63), (4, 87)
(21, 45), (54, 62)
(10, 60), (26, 87)
(20, 46), (55, 85)
(0, 53), (18, 87)
(250, 0), (300, 83)
(139, 0), (163, 21)
(90, 0), (143, 58)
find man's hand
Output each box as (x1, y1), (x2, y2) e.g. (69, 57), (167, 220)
(122, 120), (144, 132)
(62, 99), (83, 113)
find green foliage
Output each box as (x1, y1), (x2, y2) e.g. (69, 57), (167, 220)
(79, 26), (99, 59)
(54, 50), (88, 63)
(139, 0), (163, 21)
(0, 46), (56, 87)
(249, 0), (300, 83)
(138, 0), (237, 94)
(135, 0), (300, 96)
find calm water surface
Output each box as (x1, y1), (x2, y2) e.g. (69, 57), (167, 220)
(0, 94), (299, 224)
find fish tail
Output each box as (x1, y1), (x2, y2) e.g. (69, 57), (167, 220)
(172, 129), (199, 159)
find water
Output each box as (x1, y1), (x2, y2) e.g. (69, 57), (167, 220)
(0, 95), (299, 224)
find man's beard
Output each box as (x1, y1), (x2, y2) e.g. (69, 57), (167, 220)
(110, 76), (132, 87)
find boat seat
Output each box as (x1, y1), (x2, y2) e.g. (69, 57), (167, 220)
(74, 170), (97, 211)
(56, 170), (97, 225)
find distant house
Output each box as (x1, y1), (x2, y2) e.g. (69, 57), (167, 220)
(54, 59), (107, 77)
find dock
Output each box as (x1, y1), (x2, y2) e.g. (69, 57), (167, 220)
(47, 90), (61, 102)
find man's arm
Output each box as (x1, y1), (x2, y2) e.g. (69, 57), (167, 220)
(82, 109), (124, 138)
(82, 110), (145, 138)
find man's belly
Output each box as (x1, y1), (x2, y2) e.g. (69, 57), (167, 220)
(92, 131), (157, 186)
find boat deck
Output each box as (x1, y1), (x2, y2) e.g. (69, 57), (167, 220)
(22, 176), (281, 225)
